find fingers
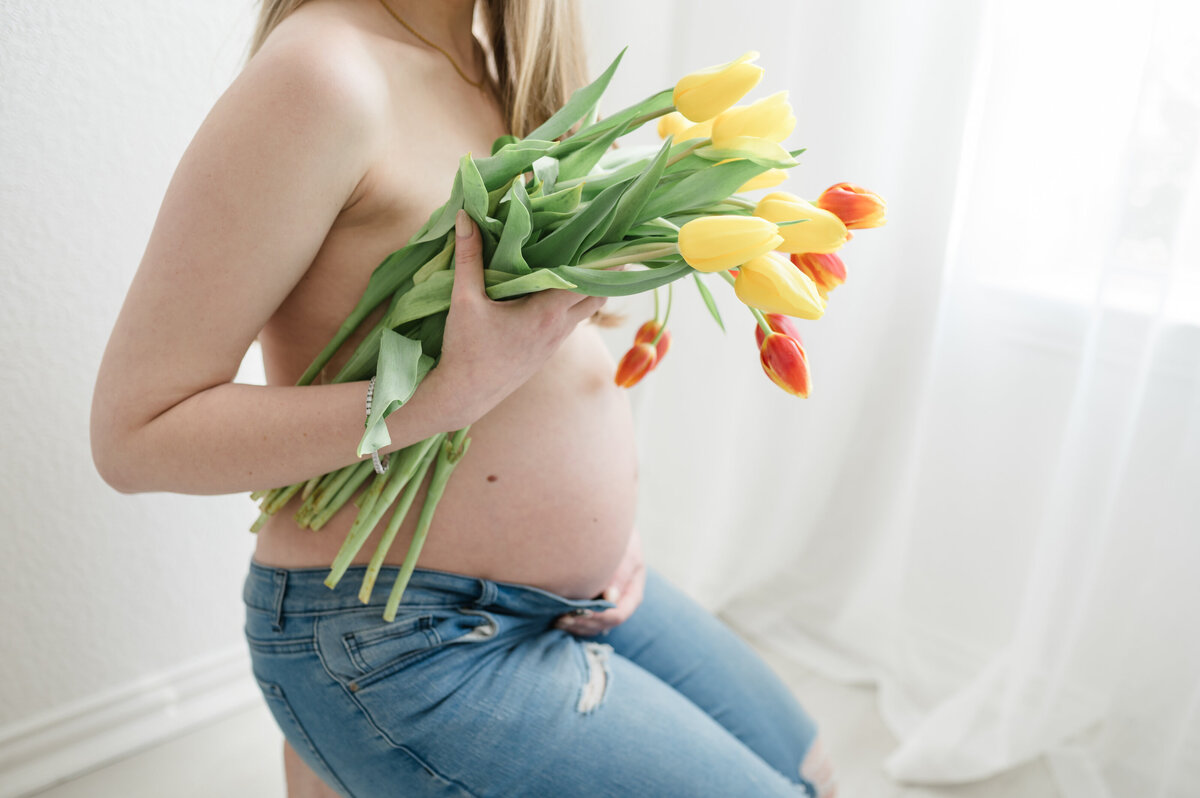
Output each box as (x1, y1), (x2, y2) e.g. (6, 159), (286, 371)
(565, 294), (608, 324)
(451, 209), (485, 302)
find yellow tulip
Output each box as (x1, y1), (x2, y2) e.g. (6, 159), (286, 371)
(677, 215), (783, 273)
(711, 91), (796, 149)
(754, 191), (848, 254)
(734, 252), (827, 319)
(673, 51), (764, 123)
(657, 112), (714, 142)
(737, 168), (787, 193)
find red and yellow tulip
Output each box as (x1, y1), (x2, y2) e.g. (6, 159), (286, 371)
(791, 252), (846, 299)
(634, 320), (672, 368)
(614, 343), (658, 388)
(759, 332), (811, 397)
(815, 182), (887, 229)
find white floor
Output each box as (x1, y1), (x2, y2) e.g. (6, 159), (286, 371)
(32, 648), (1059, 798)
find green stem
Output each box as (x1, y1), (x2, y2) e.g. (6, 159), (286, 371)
(383, 427), (471, 621)
(574, 243), (679, 270)
(653, 287), (660, 323)
(308, 460), (375, 531)
(357, 441), (441, 603)
(325, 436), (442, 591)
(665, 138), (711, 168)
(651, 283), (673, 346)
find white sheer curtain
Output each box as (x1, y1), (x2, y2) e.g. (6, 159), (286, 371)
(583, 1), (1200, 796)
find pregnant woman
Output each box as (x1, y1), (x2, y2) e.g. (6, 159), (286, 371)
(90, 0), (836, 795)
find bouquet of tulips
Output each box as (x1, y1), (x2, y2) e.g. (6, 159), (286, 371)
(249, 48), (886, 620)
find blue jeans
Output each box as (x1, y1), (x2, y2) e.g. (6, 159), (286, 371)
(243, 557), (820, 797)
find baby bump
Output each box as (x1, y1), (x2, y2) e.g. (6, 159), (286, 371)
(404, 323), (639, 599)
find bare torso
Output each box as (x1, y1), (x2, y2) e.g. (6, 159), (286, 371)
(250, 2), (638, 600)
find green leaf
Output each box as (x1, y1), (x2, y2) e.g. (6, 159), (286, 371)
(570, 87), (674, 144)
(358, 330), (435, 457)
(638, 159), (771, 222)
(693, 141), (797, 168)
(490, 180), (534, 275)
(490, 134), (518, 155)
(692, 272), (725, 332)
(556, 121), (630, 182)
(295, 237), (442, 385)
(551, 260), (693, 296)
(459, 153), (502, 239)
(527, 183), (583, 214)
(412, 232), (455, 284)
(526, 47), (627, 143)
(411, 171), (465, 244)
(474, 139), (557, 190)
(484, 268), (578, 300)
(601, 136), (673, 244)
(523, 178), (631, 269)
(531, 156), (559, 196)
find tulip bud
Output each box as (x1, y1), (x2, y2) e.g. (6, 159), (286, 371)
(711, 91), (796, 149)
(734, 251), (826, 319)
(673, 51), (764, 123)
(634, 321), (672, 368)
(614, 343), (658, 388)
(678, 215), (783, 273)
(815, 183), (887, 229)
(759, 332), (811, 397)
(754, 313), (803, 349)
(791, 252), (846, 299)
(737, 168), (787, 193)
(657, 113), (714, 142)
(754, 191), (849, 254)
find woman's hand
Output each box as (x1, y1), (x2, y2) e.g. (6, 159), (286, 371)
(436, 211), (607, 427)
(555, 526), (646, 637)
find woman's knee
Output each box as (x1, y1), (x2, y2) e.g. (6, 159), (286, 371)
(799, 735), (838, 798)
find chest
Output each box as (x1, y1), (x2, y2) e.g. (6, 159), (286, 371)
(261, 78), (509, 384)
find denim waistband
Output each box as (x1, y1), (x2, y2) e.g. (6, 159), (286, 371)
(243, 557), (615, 621)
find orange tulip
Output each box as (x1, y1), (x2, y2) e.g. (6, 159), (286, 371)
(634, 321), (672, 369)
(815, 183), (887, 229)
(759, 332), (810, 397)
(754, 313), (803, 349)
(791, 252), (846, 299)
(614, 343), (658, 387)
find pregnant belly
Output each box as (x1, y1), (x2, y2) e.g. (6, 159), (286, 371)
(253, 323), (639, 600)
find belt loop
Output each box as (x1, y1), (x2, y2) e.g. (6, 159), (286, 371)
(474, 578), (497, 607)
(270, 569), (288, 632)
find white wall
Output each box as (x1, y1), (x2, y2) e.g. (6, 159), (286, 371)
(0, 1), (266, 785)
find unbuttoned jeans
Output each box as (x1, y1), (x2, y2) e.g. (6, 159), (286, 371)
(244, 558), (820, 797)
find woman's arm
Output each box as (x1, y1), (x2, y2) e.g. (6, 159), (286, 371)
(90, 31), (603, 496)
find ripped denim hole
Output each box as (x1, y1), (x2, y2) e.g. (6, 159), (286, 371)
(577, 641), (613, 714)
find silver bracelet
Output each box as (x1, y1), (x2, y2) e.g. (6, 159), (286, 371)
(365, 376), (389, 475)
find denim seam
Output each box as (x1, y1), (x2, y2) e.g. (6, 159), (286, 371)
(245, 603), (473, 618)
(254, 676), (354, 797)
(311, 635), (478, 797)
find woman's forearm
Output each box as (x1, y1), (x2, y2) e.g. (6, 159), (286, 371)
(91, 366), (467, 496)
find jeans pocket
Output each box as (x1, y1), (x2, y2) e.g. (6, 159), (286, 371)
(316, 607), (443, 689)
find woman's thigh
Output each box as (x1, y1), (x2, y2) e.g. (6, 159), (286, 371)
(323, 622), (809, 797)
(594, 567), (820, 790)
